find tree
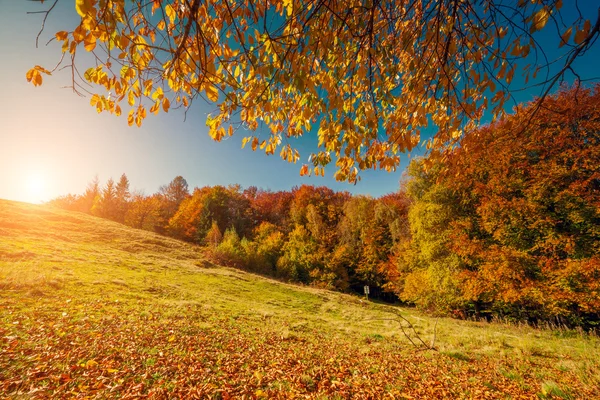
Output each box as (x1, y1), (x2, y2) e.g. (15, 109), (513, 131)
(383, 160), (467, 314)
(441, 84), (600, 324)
(156, 176), (190, 233)
(277, 225), (317, 283)
(338, 194), (408, 298)
(27, 0), (600, 182)
(205, 220), (223, 247)
(385, 85), (600, 324)
(159, 176), (189, 208)
(80, 175), (100, 214)
(125, 191), (161, 230)
(167, 185), (252, 242)
(93, 177), (117, 220)
(114, 173), (130, 223)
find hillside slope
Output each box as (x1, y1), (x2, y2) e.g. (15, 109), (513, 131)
(1, 199), (598, 399)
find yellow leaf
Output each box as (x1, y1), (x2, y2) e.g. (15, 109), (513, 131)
(165, 4), (176, 24)
(106, 368), (119, 373)
(168, 335), (176, 342)
(75, 0), (94, 18)
(152, 86), (164, 100)
(241, 137), (251, 148)
(128, 91), (135, 107)
(73, 26), (85, 42)
(26, 70), (43, 87)
(559, 27), (572, 48)
(283, 0), (293, 17)
(157, 19), (166, 31)
(530, 7), (550, 33)
(205, 84), (219, 102)
(84, 34), (96, 51)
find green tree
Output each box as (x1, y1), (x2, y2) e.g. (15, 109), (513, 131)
(277, 225), (317, 283)
(390, 160), (466, 313)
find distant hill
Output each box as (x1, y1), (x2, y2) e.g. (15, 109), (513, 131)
(1, 199), (598, 398)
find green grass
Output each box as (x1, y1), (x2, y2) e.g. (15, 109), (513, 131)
(1, 199), (599, 398)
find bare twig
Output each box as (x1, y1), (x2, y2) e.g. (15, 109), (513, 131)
(28, 0), (59, 48)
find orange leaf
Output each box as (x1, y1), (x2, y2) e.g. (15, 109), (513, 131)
(205, 84), (219, 102)
(75, 0), (94, 18)
(559, 27), (572, 48)
(574, 20), (591, 44)
(84, 34), (97, 51)
(55, 31), (69, 41)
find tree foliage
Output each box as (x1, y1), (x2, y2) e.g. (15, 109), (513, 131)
(390, 85), (600, 325)
(28, 0), (600, 182)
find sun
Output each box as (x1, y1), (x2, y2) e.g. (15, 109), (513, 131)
(24, 173), (48, 203)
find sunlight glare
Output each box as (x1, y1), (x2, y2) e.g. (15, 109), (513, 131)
(24, 173), (48, 204)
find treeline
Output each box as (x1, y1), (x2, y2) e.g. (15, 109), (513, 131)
(50, 85), (600, 328)
(50, 176), (409, 301)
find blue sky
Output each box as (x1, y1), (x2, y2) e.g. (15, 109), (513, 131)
(0, 1), (598, 203)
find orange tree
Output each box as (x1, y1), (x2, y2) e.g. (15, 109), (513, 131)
(27, 0), (600, 181)
(447, 85), (600, 325)
(392, 85), (600, 325)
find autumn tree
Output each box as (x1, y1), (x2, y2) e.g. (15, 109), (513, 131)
(338, 194), (409, 299)
(442, 85), (600, 325)
(125, 191), (161, 230)
(168, 185), (252, 242)
(386, 85), (600, 325)
(27, 0), (600, 182)
(205, 220), (223, 247)
(244, 188), (294, 231)
(168, 186), (210, 241)
(154, 176), (191, 232)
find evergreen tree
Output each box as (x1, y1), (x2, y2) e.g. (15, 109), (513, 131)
(115, 173), (131, 223)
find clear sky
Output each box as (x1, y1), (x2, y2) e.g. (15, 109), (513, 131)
(0, 1), (597, 204)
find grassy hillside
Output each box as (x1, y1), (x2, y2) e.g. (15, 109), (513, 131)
(1, 199), (598, 399)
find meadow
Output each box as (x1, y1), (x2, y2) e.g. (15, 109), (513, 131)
(1, 199), (598, 399)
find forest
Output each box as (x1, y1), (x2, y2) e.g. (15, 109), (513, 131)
(49, 85), (600, 329)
